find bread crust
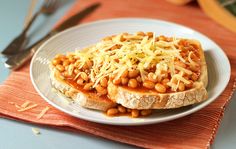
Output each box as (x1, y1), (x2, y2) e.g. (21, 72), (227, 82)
(108, 82), (207, 109)
(107, 39), (208, 109)
(50, 66), (116, 111)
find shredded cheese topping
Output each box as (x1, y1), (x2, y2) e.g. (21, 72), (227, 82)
(32, 128), (41, 135)
(37, 107), (50, 119)
(8, 101), (50, 120)
(17, 104), (38, 112)
(62, 33), (200, 91)
(21, 101), (31, 108)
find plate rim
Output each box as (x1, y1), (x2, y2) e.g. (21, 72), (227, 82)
(30, 18), (231, 125)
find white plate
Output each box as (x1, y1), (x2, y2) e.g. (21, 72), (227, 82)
(30, 18), (231, 125)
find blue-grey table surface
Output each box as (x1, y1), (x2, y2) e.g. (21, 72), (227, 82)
(0, 1), (235, 149)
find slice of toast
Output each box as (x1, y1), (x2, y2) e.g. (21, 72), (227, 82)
(107, 40), (208, 109)
(50, 65), (116, 111)
(49, 33), (208, 112)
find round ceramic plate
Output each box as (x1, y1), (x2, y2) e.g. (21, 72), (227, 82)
(30, 18), (231, 125)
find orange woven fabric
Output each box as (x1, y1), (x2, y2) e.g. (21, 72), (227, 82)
(0, 0), (235, 148)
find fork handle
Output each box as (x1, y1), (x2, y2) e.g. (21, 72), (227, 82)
(1, 11), (41, 56)
(4, 32), (53, 70)
(4, 46), (35, 70)
(22, 10), (41, 34)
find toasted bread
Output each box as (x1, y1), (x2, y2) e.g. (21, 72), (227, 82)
(50, 65), (116, 111)
(107, 40), (208, 109)
(49, 33), (208, 114)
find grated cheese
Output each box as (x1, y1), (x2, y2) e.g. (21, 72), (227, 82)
(37, 107), (50, 119)
(174, 74), (191, 84)
(188, 51), (198, 66)
(18, 104), (38, 112)
(70, 33), (197, 91)
(8, 101), (15, 104)
(175, 65), (193, 75)
(21, 101), (31, 108)
(32, 127), (40, 135)
(15, 104), (21, 109)
(8, 101), (21, 109)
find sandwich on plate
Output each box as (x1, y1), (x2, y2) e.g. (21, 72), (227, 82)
(49, 32), (208, 118)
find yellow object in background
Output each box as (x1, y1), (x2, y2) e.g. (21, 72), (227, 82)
(198, 0), (236, 33)
(166, 0), (236, 33)
(166, 0), (194, 5)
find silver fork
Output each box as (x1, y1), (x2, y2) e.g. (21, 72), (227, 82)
(1, 0), (58, 56)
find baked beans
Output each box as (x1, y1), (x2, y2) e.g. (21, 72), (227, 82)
(77, 78), (85, 86)
(155, 83), (166, 93)
(148, 72), (158, 83)
(63, 60), (70, 67)
(121, 69), (128, 78)
(178, 82), (185, 91)
(143, 80), (155, 89)
(117, 105), (126, 113)
(136, 31), (145, 36)
(100, 77), (108, 87)
(191, 73), (198, 81)
(161, 78), (170, 88)
(106, 105), (153, 118)
(83, 83), (94, 91)
(128, 79), (138, 88)
(107, 108), (119, 116)
(95, 85), (107, 95)
(146, 32), (153, 38)
(185, 80), (193, 88)
(121, 78), (129, 85)
(131, 109), (139, 118)
(113, 78), (121, 85)
(128, 69), (139, 78)
(80, 72), (88, 82)
(52, 59), (61, 66)
(56, 65), (65, 72)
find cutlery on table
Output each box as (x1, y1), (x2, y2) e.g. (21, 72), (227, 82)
(1, 0), (58, 56)
(24, 0), (38, 29)
(4, 3), (101, 70)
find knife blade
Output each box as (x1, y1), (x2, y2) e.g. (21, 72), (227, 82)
(5, 2), (101, 70)
(54, 2), (100, 32)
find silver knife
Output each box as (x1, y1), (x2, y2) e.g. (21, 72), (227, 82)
(5, 3), (101, 70)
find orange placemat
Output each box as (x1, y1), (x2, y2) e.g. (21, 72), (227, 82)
(0, 0), (235, 148)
